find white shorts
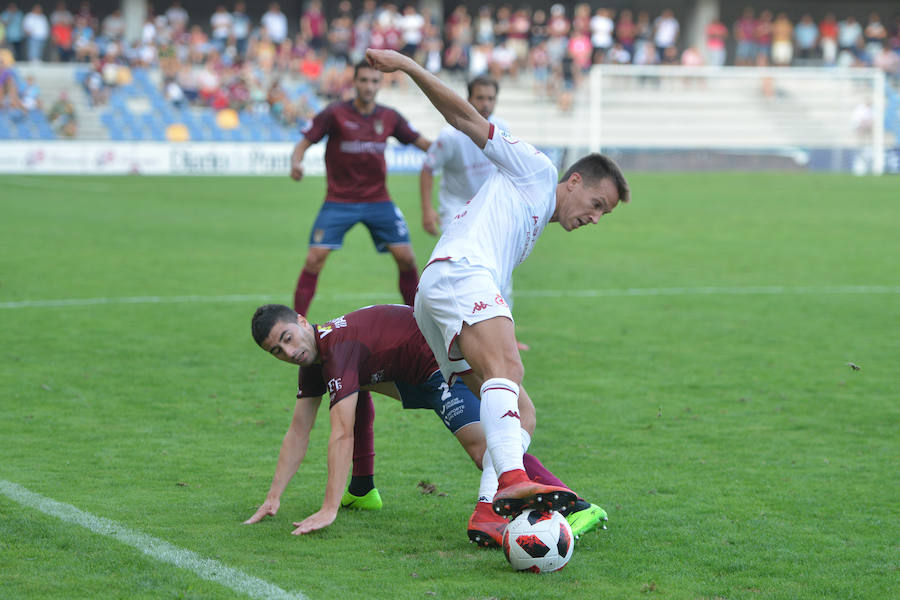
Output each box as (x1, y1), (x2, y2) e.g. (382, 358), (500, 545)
(414, 258), (513, 385)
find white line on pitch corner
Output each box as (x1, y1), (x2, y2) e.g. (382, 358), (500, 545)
(516, 285), (900, 298)
(1, 285), (899, 310)
(0, 480), (308, 600)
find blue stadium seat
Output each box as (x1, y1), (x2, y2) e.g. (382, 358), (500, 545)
(28, 109), (47, 124)
(110, 94), (128, 111)
(131, 68), (151, 87)
(144, 86), (166, 103)
(151, 98), (169, 114)
(186, 123), (205, 141)
(178, 108), (196, 125)
(120, 111), (139, 129)
(149, 124), (167, 141)
(11, 70), (25, 92)
(256, 112), (275, 127)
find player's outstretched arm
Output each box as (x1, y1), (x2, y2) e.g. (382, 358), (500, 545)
(244, 396), (322, 524)
(291, 391), (358, 535)
(290, 138), (313, 181)
(413, 135), (432, 152)
(366, 49), (491, 149)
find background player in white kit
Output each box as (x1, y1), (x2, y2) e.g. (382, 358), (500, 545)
(419, 75), (529, 351)
(366, 48), (630, 517)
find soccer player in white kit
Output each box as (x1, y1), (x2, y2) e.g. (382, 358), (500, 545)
(419, 76), (508, 235)
(419, 75), (530, 351)
(366, 48), (630, 516)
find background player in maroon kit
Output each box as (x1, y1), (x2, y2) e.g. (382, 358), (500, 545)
(246, 304), (607, 543)
(288, 61), (431, 317)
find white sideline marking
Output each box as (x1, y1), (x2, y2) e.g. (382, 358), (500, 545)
(0, 480), (308, 600)
(0, 285), (899, 310)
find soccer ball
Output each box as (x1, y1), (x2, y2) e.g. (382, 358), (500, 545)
(502, 509), (574, 573)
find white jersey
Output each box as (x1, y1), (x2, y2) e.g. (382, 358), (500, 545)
(427, 125), (558, 291)
(424, 117), (508, 226)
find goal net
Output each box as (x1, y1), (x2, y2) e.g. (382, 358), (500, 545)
(587, 65), (887, 175)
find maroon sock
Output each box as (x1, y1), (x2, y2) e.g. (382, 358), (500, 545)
(293, 269), (319, 315)
(352, 390), (375, 477)
(524, 453), (573, 492)
(398, 267), (418, 306)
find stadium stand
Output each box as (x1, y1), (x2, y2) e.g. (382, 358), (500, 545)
(1, 2), (898, 146)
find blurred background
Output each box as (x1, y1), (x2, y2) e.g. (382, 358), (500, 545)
(0, 0), (897, 175)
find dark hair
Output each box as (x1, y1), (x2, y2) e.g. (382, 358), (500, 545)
(467, 75), (499, 98)
(354, 60), (378, 78)
(251, 304), (298, 346)
(561, 153), (630, 203)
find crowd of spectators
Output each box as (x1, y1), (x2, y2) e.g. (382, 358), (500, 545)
(2, 1), (900, 122)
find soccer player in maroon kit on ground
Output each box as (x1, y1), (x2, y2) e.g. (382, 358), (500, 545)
(288, 61), (430, 503)
(245, 304), (607, 544)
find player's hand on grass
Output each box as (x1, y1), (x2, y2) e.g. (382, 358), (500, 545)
(422, 206), (440, 236)
(365, 49), (413, 73)
(244, 498), (280, 524)
(291, 508), (338, 535)
(290, 161), (304, 181)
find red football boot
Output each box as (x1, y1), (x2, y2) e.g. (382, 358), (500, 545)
(467, 502), (507, 548)
(492, 469), (577, 517)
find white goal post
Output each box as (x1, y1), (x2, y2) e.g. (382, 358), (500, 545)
(588, 65), (887, 175)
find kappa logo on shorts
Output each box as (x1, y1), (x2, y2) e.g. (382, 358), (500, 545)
(313, 229), (325, 243)
(472, 301), (491, 313)
(501, 410), (520, 420)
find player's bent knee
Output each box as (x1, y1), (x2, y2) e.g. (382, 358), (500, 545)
(454, 423), (486, 468)
(492, 359), (523, 385)
(303, 249), (330, 273)
(389, 246), (417, 271)
(520, 411), (536, 435)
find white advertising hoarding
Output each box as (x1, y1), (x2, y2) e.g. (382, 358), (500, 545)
(0, 142), (327, 175)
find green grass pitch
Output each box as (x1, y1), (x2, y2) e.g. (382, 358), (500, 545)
(1, 172), (898, 599)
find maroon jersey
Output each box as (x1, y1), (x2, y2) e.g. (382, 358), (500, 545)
(297, 305), (438, 407)
(302, 100), (421, 203)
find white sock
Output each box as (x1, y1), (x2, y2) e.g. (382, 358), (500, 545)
(477, 447), (499, 503)
(520, 428), (531, 454)
(480, 378), (525, 477)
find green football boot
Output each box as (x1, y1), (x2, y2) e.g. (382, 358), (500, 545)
(340, 488), (383, 510)
(565, 501), (608, 539)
